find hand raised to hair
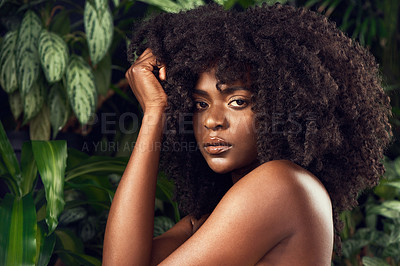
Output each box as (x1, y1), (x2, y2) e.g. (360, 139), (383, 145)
(125, 48), (167, 114)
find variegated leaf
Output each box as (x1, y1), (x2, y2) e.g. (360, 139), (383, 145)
(23, 76), (45, 123)
(16, 10), (42, 95)
(177, 0), (204, 10)
(9, 91), (23, 120)
(84, 0), (113, 65)
(138, 0), (182, 13)
(48, 83), (69, 139)
(66, 55), (97, 124)
(29, 105), (51, 141)
(38, 30), (69, 83)
(0, 30), (18, 93)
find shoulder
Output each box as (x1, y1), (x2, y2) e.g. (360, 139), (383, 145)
(226, 159), (333, 242)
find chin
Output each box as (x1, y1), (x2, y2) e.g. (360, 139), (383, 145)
(205, 158), (234, 174)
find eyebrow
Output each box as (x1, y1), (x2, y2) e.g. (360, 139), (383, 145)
(193, 86), (249, 96)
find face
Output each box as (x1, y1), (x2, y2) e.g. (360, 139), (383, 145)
(192, 70), (259, 178)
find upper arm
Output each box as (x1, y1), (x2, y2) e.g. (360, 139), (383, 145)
(150, 215), (193, 265)
(159, 160), (316, 265)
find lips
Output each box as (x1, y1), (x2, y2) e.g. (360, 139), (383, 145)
(203, 136), (232, 155)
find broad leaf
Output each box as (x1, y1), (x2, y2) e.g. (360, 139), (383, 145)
(23, 76), (45, 123)
(0, 30), (18, 93)
(38, 30), (69, 83)
(0, 193), (37, 266)
(112, 0), (119, 7)
(50, 9), (71, 36)
(35, 221), (55, 266)
(32, 140), (67, 233)
(177, 0), (204, 9)
(8, 91), (23, 120)
(0, 120), (21, 194)
(84, 0), (113, 65)
(48, 83), (69, 138)
(362, 256), (390, 266)
(30, 105), (51, 141)
(93, 52), (111, 95)
(16, 10), (42, 95)
(20, 142), (37, 196)
(138, 0), (182, 13)
(66, 55), (97, 124)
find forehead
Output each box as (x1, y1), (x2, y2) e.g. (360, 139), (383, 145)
(194, 70), (249, 93)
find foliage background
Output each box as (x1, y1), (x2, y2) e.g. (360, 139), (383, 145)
(0, 0), (399, 265)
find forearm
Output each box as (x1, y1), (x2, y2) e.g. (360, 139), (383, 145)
(103, 110), (165, 265)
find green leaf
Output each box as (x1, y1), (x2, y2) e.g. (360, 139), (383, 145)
(50, 9), (71, 36)
(0, 30), (18, 93)
(38, 30), (69, 83)
(93, 52), (111, 95)
(58, 249), (101, 266)
(112, 0), (119, 7)
(156, 173), (180, 222)
(84, 0), (114, 65)
(138, 0), (183, 13)
(35, 221), (56, 266)
(16, 10), (42, 95)
(177, 0), (204, 10)
(30, 105), (51, 141)
(362, 256), (390, 266)
(48, 83), (69, 139)
(8, 91), (23, 121)
(59, 207), (87, 225)
(154, 216), (175, 237)
(0, 193), (37, 266)
(23, 76), (45, 123)
(66, 55), (97, 124)
(20, 142), (37, 196)
(65, 156), (127, 181)
(0, 120), (21, 193)
(32, 140), (67, 233)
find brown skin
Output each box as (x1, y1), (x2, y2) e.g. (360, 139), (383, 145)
(103, 49), (334, 265)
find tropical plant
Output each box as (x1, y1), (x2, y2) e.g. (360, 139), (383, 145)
(333, 157), (400, 265)
(0, 119), (178, 265)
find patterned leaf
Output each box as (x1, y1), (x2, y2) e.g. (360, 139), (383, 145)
(48, 83), (69, 139)
(153, 216), (175, 237)
(23, 76), (45, 123)
(32, 140), (67, 234)
(16, 11), (42, 95)
(38, 30), (69, 83)
(30, 105), (51, 141)
(66, 55), (97, 124)
(177, 0), (204, 9)
(9, 91), (23, 120)
(362, 257), (390, 266)
(0, 30), (18, 93)
(138, 0), (182, 13)
(84, 0), (113, 65)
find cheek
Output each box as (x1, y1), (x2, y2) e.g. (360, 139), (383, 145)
(193, 113), (203, 141)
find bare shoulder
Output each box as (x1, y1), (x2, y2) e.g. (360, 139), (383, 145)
(234, 159), (333, 231)
(232, 159), (334, 264)
(159, 160), (334, 265)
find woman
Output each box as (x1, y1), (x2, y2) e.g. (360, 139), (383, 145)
(103, 3), (391, 265)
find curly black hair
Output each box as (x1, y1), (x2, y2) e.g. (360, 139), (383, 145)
(128, 3), (392, 251)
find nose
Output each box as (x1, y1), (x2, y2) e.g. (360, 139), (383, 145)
(204, 105), (229, 130)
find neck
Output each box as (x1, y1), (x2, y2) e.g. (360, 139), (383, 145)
(231, 160), (260, 184)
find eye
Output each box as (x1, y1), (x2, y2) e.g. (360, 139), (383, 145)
(229, 99), (248, 108)
(195, 101), (209, 110)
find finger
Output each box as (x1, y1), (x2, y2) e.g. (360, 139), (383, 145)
(159, 65), (167, 81)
